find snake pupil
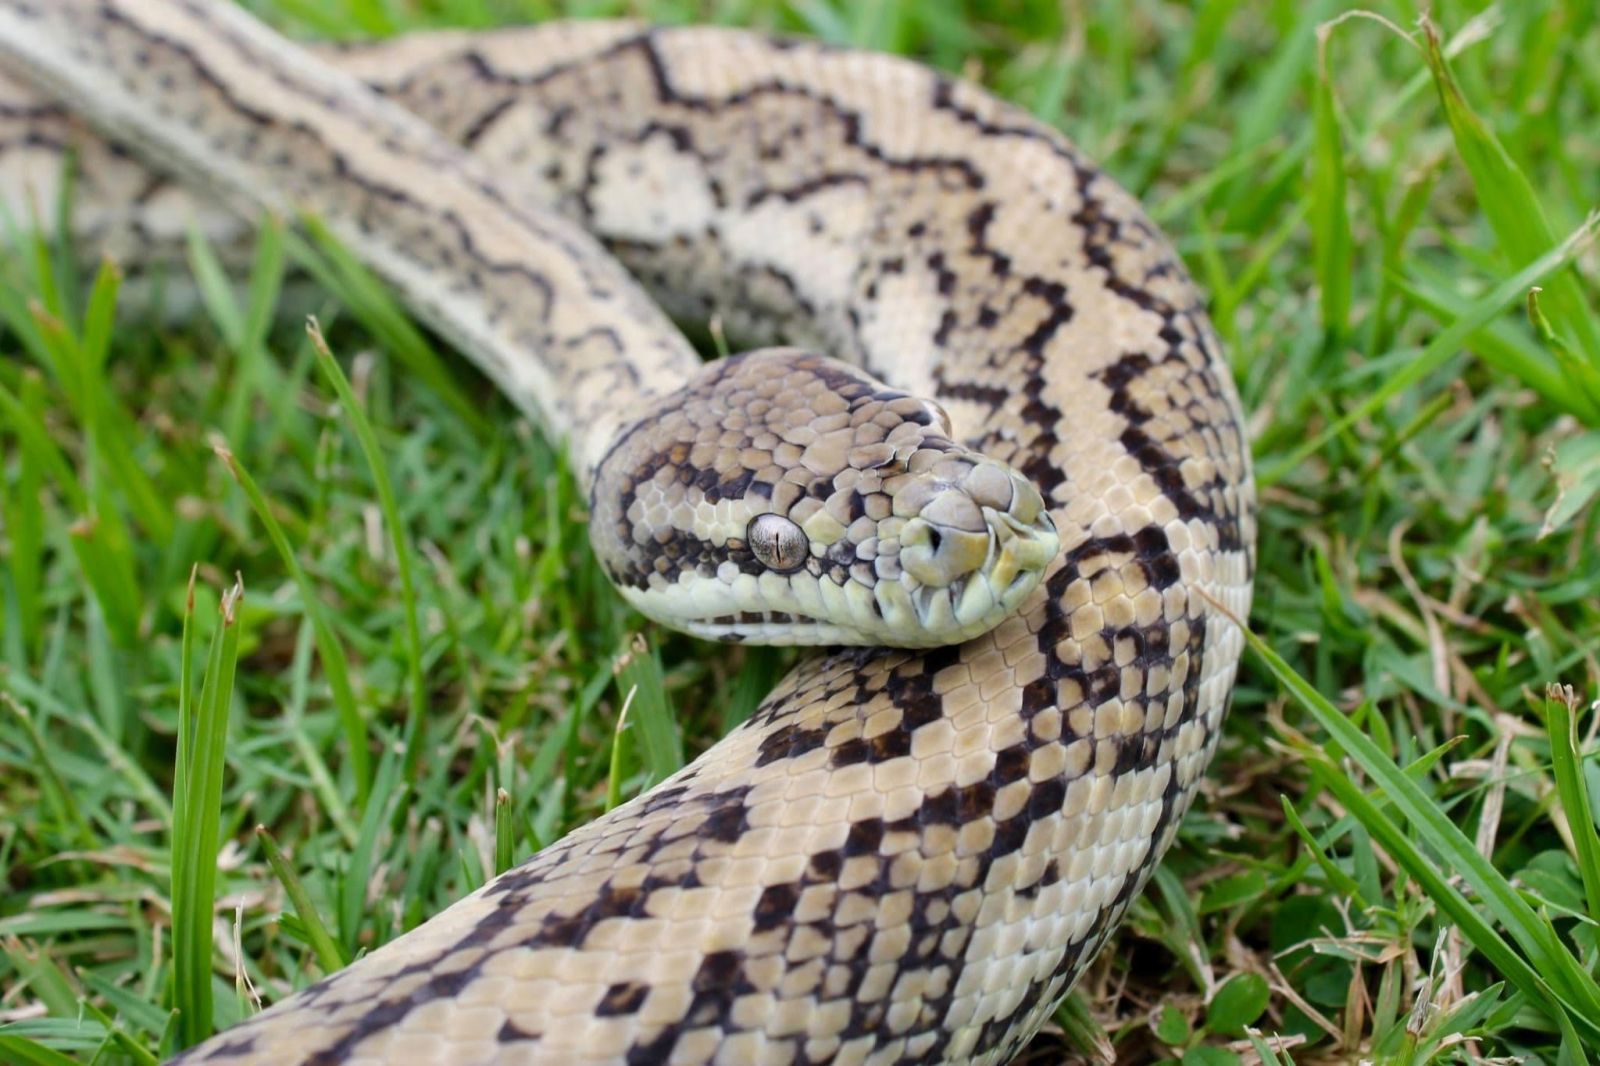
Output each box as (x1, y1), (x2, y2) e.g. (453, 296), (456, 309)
(748, 513), (808, 573)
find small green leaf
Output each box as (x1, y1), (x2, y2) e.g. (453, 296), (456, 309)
(1518, 850), (1587, 916)
(1207, 973), (1270, 1037)
(1154, 1004), (1193, 1046)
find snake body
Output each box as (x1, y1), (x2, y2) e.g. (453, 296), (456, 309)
(0, 3), (1257, 1064)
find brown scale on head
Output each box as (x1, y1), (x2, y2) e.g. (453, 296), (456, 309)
(589, 348), (1060, 646)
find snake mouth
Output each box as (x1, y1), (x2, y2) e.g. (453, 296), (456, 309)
(668, 507), (1057, 648)
(619, 480), (1058, 649)
(860, 500), (1057, 647)
(684, 610), (805, 643)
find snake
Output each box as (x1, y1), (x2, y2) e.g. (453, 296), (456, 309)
(0, 2), (1257, 1064)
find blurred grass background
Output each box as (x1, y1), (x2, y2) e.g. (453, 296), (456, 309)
(2, 0), (1600, 1062)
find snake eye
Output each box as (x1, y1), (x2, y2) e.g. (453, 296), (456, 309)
(748, 514), (809, 573)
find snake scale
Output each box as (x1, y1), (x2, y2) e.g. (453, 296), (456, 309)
(0, 2), (1257, 1063)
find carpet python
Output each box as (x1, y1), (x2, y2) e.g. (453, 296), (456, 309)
(0, 2), (1257, 1063)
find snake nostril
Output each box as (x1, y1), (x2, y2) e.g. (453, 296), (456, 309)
(928, 528), (943, 553)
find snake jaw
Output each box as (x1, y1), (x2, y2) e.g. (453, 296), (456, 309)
(637, 491), (1058, 645)
(625, 472), (1060, 648)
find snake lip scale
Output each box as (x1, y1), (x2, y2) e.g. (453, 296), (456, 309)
(0, 2), (1257, 1064)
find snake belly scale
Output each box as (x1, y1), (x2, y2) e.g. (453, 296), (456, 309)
(0, 3), (1257, 1064)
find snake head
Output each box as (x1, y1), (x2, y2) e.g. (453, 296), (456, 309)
(588, 348), (1059, 647)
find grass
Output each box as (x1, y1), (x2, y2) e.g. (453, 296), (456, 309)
(2, 0), (1599, 1062)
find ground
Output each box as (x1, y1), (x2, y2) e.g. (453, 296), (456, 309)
(1, 0), (1598, 1063)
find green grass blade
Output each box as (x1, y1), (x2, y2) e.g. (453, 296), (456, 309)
(1239, 619), (1600, 1039)
(1420, 16), (1600, 378)
(171, 573), (199, 1037)
(1527, 288), (1600, 423)
(74, 996), (160, 1066)
(1, 692), (95, 850)
(494, 788), (514, 875)
(2, 371), (46, 658)
(189, 216), (291, 446)
(1544, 684), (1600, 923)
(4, 667), (171, 822)
(288, 218), (491, 438)
(1260, 210), (1600, 486)
(242, 216), (287, 353)
(605, 682), (638, 815)
(1214, 0), (1342, 223)
(612, 634), (682, 789)
(1244, 1030), (1291, 1066)
(0, 370), (144, 646)
(0, 1035), (80, 1066)
(65, 509), (143, 649)
(1300, 751), (1563, 1025)
(170, 577), (243, 1050)
(1392, 273), (1573, 411)
(1051, 989), (1115, 1062)
(186, 222), (246, 350)
(337, 750), (406, 954)
(0, 937), (79, 1019)
(214, 443), (371, 803)
(80, 256), (119, 377)
(255, 825), (347, 974)
(1279, 795), (1369, 910)
(0, 375), (90, 512)
(1311, 29), (1353, 343)
(307, 319), (426, 782)
(30, 265), (172, 543)
(282, 619), (359, 846)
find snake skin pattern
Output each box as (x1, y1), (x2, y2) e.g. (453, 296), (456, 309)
(0, 3), (1257, 1064)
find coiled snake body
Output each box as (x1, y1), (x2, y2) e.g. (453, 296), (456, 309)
(0, 3), (1257, 1063)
